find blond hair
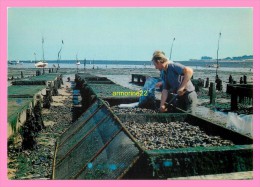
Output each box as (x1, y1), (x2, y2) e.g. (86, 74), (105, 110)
(152, 50), (168, 64)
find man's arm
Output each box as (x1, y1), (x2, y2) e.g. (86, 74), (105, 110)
(177, 67), (193, 96)
(160, 89), (168, 112)
(155, 81), (163, 88)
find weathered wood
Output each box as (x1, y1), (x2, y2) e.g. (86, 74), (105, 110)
(209, 82), (216, 104)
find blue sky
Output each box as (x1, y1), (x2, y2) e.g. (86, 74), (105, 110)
(8, 8), (252, 61)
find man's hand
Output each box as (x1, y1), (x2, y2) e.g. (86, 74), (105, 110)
(177, 87), (186, 96)
(155, 81), (163, 88)
(159, 105), (167, 112)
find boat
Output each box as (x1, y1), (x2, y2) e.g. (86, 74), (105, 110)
(76, 54), (80, 65)
(16, 60), (23, 65)
(35, 61), (48, 68)
(206, 64), (220, 68)
(35, 37), (48, 68)
(8, 60), (16, 65)
(8, 60), (22, 65)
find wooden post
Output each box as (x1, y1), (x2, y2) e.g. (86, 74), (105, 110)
(243, 75), (247, 84)
(240, 77), (243, 84)
(43, 88), (52, 108)
(219, 80), (223, 91)
(216, 78), (222, 91)
(21, 71), (24, 78)
(231, 87), (238, 111)
(209, 82), (216, 104)
(229, 75), (233, 83)
(36, 70), (41, 76)
(205, 77), (209, 88)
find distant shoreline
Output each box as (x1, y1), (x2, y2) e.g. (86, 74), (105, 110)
(7, 59), (253, 64)
(187, 59), (253, 63)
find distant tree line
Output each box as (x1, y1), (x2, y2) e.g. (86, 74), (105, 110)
(201, 56), (212, 60)
(200, 55), (252, 60)
(223, 55), (253, 60)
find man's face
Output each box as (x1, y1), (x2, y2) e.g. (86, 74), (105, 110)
(153, 61), (163, 71)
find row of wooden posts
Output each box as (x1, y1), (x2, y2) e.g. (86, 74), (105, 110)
(208, 75), (252, 111)
(205, 75), (248, 91)
(36, 68), (58, 76)
(11, 68), (59, 80)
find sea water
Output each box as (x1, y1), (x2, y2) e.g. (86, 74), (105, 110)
(8, 59), (253, 73)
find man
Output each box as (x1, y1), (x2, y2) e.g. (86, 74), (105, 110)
(152, 51), (197, 113)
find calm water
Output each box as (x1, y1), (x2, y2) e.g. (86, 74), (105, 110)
(8, 60), (253, 73)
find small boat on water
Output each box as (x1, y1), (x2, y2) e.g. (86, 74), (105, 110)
(35, 61), (48, 68)
(8, 61), (16, 65)
(8, 60), (22, 65)
(206, 64), (220, 68)
(76, 53), (80, 65)
(16, 60), (23, 65)
(35, 37), (48, 68)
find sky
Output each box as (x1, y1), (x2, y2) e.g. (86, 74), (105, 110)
(8, 8), (252, 61)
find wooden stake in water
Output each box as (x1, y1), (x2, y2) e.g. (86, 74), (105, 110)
(216, 32), (221, 79)
(209, 82), (216, 104)
(169, 37), (175, 61)
(57, 40), (64, 67)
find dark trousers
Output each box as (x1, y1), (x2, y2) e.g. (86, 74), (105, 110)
(167, 91), (197, 114)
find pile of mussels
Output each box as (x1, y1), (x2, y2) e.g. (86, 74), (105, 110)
(111, 106), (158, 114)
(124, 121), (234, 150)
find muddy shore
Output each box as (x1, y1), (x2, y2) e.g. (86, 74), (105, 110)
(8, 76), (73, 179)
